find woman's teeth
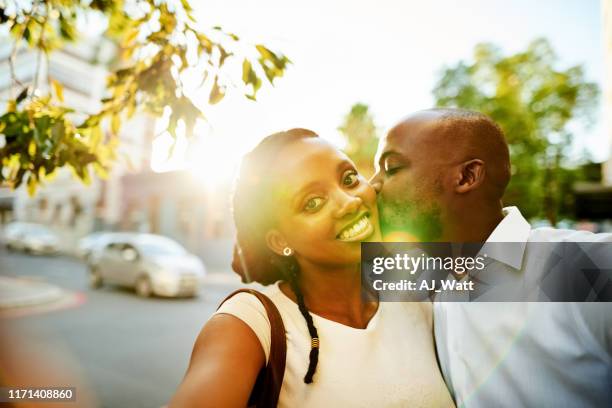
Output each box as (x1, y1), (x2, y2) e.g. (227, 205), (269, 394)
(338, 215), (370, 240)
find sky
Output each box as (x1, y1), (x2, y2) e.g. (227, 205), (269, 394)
(153, 0), (608, 182)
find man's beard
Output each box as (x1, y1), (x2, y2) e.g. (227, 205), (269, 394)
(377, 194), (443, 242)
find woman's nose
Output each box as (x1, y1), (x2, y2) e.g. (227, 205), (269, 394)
(333, 193), (363, 219)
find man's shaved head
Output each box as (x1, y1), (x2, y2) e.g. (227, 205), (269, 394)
(371, 108), (511, 242)
(416, 108), (511, 199)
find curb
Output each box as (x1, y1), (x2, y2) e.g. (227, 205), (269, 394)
(0, 276), (66, 309)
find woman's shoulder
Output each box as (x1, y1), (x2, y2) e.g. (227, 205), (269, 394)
(213, 281), (286, 362)
(216, 282), (285, 317)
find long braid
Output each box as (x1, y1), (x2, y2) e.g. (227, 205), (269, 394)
(286, 260), (319, 384)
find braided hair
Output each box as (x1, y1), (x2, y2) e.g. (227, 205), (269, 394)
(231, 129), (320, 384)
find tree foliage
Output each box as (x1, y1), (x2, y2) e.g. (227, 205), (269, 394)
(0, 0), (290, 195)
(338, 103), (379, 179)
(433, 38), (599, 224)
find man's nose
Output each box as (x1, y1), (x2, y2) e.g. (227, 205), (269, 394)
(369, 173), (383, 194)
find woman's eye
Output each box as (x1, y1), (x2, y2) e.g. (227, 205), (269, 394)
(342, 170), (359, 187)
(304, 197), (324, 212)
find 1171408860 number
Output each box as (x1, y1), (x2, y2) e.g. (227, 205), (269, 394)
(1, 387), (76, 402)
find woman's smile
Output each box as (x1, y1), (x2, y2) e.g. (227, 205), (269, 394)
(336, 212), (375, 242)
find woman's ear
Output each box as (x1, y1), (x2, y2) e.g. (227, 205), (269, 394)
(265, 230), (289, 257)
(455, 159), (485, 194)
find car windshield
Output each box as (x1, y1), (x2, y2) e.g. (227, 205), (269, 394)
(135, 237), (186, 256)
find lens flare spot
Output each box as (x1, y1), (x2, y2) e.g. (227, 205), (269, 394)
(383, 231), (419, 242)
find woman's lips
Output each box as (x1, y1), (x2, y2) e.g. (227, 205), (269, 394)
(337, 214), (374, 242)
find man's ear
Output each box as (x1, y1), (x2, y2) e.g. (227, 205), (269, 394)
(455, 159), (485, 194)
(265, 229), (289, 257)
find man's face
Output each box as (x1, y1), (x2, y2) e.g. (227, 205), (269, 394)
(370, 116), (451, 241)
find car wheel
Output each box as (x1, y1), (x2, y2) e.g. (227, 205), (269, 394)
(135, 275), (152, 298)
(89, 267), (103, 289)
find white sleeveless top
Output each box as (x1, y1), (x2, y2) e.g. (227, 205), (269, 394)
(215, 282), (454, 408)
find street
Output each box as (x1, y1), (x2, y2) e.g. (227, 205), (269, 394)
(0, 247), (243, 408)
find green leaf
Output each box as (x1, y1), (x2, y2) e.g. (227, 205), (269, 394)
(93, 163), (109, 179)
(1, 2), (291, 195)
(242, 59), (252, 84)
(111, 114), (121, 134)
(51, 79), (64, 102)
(59, 14), (78, 41)
(209, 77), (225, 105)
(27, 174), (37, 196)
(91, 124), (103, 148)
(28, 140), (36, 156)
(16, 87), (29, 104)
(180, 0), (193, 13)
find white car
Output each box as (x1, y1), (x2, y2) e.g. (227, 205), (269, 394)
(3, 222), (60, 255)
(88, 233), (206, 298)
(77, 231), (131, 261)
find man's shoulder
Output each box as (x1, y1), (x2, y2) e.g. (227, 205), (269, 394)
(529, 227), (612, 243)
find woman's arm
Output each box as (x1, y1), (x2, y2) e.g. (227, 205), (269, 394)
(169, 313), (265, 408)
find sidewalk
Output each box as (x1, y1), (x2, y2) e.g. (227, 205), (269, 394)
(0, 275), (66, 309)
(0, 271), (245, 311)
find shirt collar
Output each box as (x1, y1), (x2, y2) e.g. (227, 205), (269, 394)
(479, 206), (531, 269)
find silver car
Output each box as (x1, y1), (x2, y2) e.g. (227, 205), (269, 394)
(77, 231), (131, 261)
(88, 233), (206, 298)
(3, 222), (60, 255)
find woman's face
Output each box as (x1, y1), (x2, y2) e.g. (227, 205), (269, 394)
(267, 138), (381, 267)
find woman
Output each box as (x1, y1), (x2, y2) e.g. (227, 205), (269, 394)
(170, 129), (454, 407)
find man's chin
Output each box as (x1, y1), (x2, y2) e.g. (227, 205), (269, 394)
(381, 230), (420, 242)
(380, 213), (443, 242)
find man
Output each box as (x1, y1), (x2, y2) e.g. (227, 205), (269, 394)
(370, 108), (612, 407)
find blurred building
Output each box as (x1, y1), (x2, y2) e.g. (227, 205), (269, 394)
(1, 33), (234, 265)
(119, 170), (234, 265)
(573, 0), (612, 223)
(604, 0), (612, 184)
(0, 37), (112, 238)
(0, 36), (155, 248)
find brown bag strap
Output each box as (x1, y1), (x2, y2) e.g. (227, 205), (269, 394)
(218, 288), (287, 408)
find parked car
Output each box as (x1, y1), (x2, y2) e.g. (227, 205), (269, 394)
(77, 231), (130, 261)
(3, 222), (60, 255)
(88, 233), (206, 298)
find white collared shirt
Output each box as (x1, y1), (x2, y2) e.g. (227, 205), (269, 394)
(434, 207), (612, 408)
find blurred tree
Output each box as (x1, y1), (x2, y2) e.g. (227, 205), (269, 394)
(0, 0), (289, 195)
(339, 103), (379, 178)
(433, 38), (599, 225)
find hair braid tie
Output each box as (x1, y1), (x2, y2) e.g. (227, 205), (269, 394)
(287, 261), (320, 384)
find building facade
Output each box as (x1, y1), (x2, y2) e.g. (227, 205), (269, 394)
(604, 0), (612, 184)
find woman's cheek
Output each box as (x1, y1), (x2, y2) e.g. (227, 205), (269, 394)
(360, 182), (378, 207)
(296, 214), (334, 240)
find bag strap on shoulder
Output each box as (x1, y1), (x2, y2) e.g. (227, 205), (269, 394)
(218, 288), (287, 408)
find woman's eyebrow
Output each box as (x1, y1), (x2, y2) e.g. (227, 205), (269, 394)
(336, 159), (353, 173)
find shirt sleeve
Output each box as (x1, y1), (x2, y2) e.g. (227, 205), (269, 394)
(572, 302), (612, 360)
(568, 232), (612, 358)
(214, 292), (272, 364)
